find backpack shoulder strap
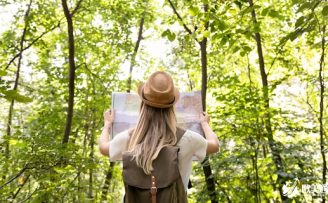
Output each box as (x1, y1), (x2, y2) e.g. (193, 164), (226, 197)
(176, 127), (186, 144)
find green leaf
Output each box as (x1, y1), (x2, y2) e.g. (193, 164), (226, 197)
(232, 46), (240, 53)
(217, 20), (227, 31)
(188, 7), (199, 16)
(322, 6), (328, 16)
(162, 29), (175, 42)
(242, 46), (252, 52)
(167, 32), (176, 42)
(161, 30), (169, 37)
(297, 2), (311, 13)
(261, 7), (270, 16)
(9, 139), (25, 148)
(9, 139), (18, 145)
(3, 90), (33, 103)
(288, 29), (301, 41)
(220, 36), (228, 46)
(0, 70), (7, 76)
(54, 166), (65, 174)
(268, 10), (284, 19)
(203, 30), (210, 38)
(295, 16), (305, 28)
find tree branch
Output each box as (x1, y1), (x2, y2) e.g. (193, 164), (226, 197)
(71, 0), (83, 17)
(166, 0), (193, 35)
(61, 0), (77, 144)
(127, 17), (144, 92)
(12, 174), (30, 199)
(20, 187), (38, 203)
(14, 0), (33, 91)
(0, 163), (29, 190)
(4, 22), (60, 70)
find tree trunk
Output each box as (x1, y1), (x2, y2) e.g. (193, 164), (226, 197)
(61, 0), (80, 144)
(199, 4), (217, 203)
(248, 0), (286, 201)
(247, 57), (261, 202)
(127, 17), (144, 92)
(88, 119), (95, 199)
(102, 16), (145, 200)
(319, 24), (326, 203)
(4, 0), (32, 165)
(88, 81), (97, 199)
(101, 162), (115, 201)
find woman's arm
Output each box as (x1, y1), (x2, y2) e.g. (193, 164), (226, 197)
(200, 112), (220, 154)
(98, 109), (114, 156)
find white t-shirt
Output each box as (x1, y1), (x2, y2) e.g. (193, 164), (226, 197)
(109, 129), (207, 191)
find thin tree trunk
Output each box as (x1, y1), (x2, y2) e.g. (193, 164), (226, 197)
(81, 77), (91, 200)
(102, 16), (145, 200)
(61, 0), (83, 144)
(88, 86), (96, 199)
(88, 119), (95, 199)
(5, 0), (32, 162)
(319, 24), (326, 203)
(166, 1), (217, 201)
(127, 17), (144, 93)
(247, 57), (260, 202)
(200, 37), (217, 203)
(250, 147), (260, 203)
(198, 4), (218, 203)
(199, 4), (217, 203)
(248, 0), (286, 201)
(101, 162), (115, 201)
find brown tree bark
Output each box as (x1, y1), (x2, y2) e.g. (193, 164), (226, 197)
(88, 118), (95, 199)
(248, 0), (286, 201)
(319, 24), (326, 203)
(101, 162), (115, 201)
(247, 56), (261, 203)
(166, 1), (217, 202)
(199, 5), (217, 203)
(127, 17), (144, 93)
(61, 0), (83, 144)
(12, 174), (30, 200)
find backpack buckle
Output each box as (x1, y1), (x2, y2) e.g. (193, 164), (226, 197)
(151, 186), (157, 194)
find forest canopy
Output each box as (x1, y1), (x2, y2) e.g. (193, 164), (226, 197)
(0, 0), (327, 202)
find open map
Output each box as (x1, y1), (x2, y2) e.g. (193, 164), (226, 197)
(111, 91), (204, 138)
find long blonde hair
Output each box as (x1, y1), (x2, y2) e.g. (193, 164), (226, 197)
(128, 102), (177, 174)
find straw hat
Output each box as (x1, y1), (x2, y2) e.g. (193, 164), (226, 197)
(137, 71), (180, 108)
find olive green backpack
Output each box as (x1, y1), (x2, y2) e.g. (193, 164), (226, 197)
(122, 127), (187, 203)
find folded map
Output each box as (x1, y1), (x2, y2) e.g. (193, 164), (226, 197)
(111, 91), (204, 138)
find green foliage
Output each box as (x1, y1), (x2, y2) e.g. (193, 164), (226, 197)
(0, 0), (327, 202)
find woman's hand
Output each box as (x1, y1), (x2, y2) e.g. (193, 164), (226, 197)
(200, 112), (210, 124)
(99, 109), (113, 156)
(104, 109), (115, 126)
(199, 112), (220, 154)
